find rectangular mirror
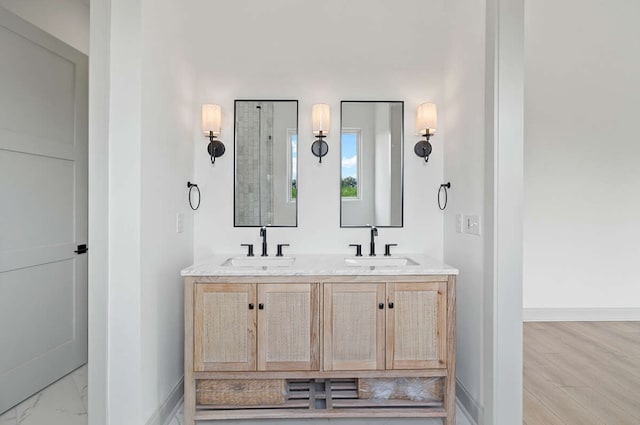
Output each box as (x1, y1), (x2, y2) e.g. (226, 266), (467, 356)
(341, 101), (403, 227)
(234, 100), (298, 227)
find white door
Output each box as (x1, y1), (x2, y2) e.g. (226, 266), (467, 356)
(0, 7), (88, 413)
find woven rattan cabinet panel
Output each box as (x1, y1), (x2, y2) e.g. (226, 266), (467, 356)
(194, 283), (257, 371)
(323, 283), (386, 371)
(257, 283), (319, 371)
(386, 282), (447, 369)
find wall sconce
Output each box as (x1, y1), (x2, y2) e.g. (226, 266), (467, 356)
(414, 102), (437, 163)
(202, 104), (225, 164)
(311, 103), (330, 163)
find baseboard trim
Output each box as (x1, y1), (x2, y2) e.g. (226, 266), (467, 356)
(145, 376), (184, 425)
(456, 379), (481, 425)
(523, 308), (640, 322)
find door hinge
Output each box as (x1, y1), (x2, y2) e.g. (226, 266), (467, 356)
(74, 244), (88, 254)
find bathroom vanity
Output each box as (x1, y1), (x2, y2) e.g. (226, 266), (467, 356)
(182, 255), (458, 424)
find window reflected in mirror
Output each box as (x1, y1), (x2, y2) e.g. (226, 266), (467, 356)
(340, 101), (403, 227)
(341, 130), (361, 199)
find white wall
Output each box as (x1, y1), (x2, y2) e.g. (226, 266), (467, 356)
(104, 0), (143, 421)
(524, 0), (640, 312)
(89, 0), (196, 423)
(0, 0), (88, 54)
(442, 0), (486, 421)
(88, 0), (109, 421)
(140, 0), (195, 420)
(189, 0), (446, 260)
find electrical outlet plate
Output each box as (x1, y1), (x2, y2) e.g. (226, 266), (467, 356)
(465, 215), (481, 236)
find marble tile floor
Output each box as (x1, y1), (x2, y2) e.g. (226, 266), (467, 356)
(0, 364), (87, 425)
(0, 368), (472, 425)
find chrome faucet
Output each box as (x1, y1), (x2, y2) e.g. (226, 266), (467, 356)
(260, 226), (268, 256)
(369, 226), (378, 256)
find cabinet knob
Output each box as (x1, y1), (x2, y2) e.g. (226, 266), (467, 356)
(248, 303), (254, 310)
(388, 302), (394, 309)
(378, 303), (384, 309)
(258, 303), (264, 310)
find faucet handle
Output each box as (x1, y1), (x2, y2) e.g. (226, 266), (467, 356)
(349, 244), (363, 257)
(276, 244), (289, 257)
(241, 243), (254, 257)
(384, 244), (398, 256)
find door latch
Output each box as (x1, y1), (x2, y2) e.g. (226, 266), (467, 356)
(74, 244), (88, 254)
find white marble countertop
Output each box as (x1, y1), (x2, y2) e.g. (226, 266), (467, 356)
(181, 254), (458, 277)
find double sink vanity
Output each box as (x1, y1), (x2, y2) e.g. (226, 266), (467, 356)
(182, 250), (458, 424)
(183, 99), (457, 423)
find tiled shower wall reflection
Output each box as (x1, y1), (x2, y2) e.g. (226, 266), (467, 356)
(235, 101), (273, 226)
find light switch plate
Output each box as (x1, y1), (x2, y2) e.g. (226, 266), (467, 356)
(465, 215), (481, 236)
(456, 213), (464, 233)
(176, 212), (184, 233)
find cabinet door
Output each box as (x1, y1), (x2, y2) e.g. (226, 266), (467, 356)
(257, 283), (319, 371)
(323, 283), (386, 371)
(386, 282), (447, 369)
(194, 283), (257, 371)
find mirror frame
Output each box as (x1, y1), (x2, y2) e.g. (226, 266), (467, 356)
(339, 100), (404, 228)
(233, 99), (299, 227)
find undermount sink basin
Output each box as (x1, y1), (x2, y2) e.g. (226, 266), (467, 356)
(223, 256), (296, 268)
(344, 256), (419, 267)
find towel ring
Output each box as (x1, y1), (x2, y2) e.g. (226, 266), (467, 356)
(438, 182), (451, 211)
(187, 181), (200, 210)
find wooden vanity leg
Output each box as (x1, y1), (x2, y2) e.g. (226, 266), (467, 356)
(184, 279), (196, 425)
(444, 275), (457, 425)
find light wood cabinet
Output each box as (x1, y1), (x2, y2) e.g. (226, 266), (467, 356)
(194, 283), (319, 372)
(185, 275), (456, 425)
(194, 283), (256, 371)
(386, 282), (447, 369)
(257, 283), (319, 371)
(323, 283), (386, 371)
(323, 282), (447, 371)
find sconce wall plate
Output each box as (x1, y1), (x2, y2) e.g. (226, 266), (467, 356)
(207, 133), (225, 164)
(311, 130), (329, 163)
(414, 136), (433, 163)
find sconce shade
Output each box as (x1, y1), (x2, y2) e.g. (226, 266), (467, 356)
(416, 102), (437, 135)
(202, 104), (221, 136)
(312, 104), (330, 136)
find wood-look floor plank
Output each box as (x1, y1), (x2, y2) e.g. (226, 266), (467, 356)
(561, 322), (640, 356)
(523, 389), (567, 425)
(524, 365), (603, 425)
(524, 322), (640, 425)
(524, 348), (588, 388)
(593, 321), (640, 334)
(525, 355), (640, 424)
(562, 386), (640, 425)
(532, 338), (640, 415)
